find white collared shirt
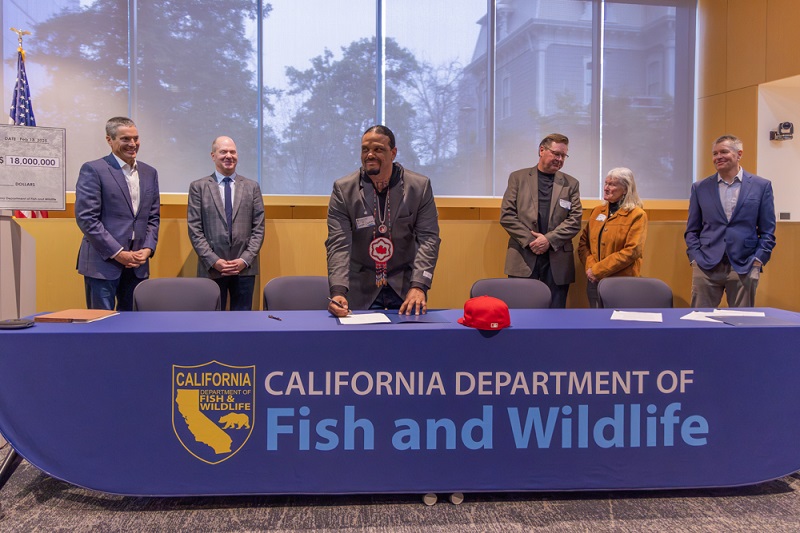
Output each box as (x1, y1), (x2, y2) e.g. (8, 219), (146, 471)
(717, 167), (743, 222)
(112, 154), (139, 214)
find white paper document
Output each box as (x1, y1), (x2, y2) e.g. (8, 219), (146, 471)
(680, 311), (722, 323)
(681, 309), (766, 322)
(338, 312), (392, 325)
(610, 310), (663, 323)
(710, 309), (765, 317)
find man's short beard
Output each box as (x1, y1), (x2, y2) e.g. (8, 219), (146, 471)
(365, 167), (380, 176)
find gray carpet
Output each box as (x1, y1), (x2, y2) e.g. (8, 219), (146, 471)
(2, 445), (800, 532)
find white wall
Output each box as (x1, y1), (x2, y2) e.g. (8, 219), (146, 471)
(758, 77), (800, 221)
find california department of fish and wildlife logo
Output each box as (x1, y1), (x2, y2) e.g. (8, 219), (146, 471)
(172, 361), (255, 464)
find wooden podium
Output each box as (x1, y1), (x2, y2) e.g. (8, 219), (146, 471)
(0, 212), (36, 321)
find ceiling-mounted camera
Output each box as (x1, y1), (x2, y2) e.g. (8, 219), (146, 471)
(770, 121), (794, 141)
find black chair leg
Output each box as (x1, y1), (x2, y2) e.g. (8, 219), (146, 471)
(0, 448), (22, 492)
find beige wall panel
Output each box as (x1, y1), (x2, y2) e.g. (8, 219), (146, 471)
(726, 86), (760, 171)
(265, 206), (293, 219)
(696, 94), (727, 179)
(150, 219), (196, 278)
(17, 219), (84, 312)
(639, 221), (693, 307)
(697, 0), (728, 98)
(291, 206), (328, 219)
(765, 0), (800, 82)
(480, 207), (501, 221)
(427, 220), (509, 309)
(727, 0), (767, 91)
(439, 207), (481, 221)
(260, 220), (328, 281)
(757, 223), (799, 310)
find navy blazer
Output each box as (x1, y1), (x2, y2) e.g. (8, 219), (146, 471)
(75, 154), (160, 280)
(684, 170), (776, 275)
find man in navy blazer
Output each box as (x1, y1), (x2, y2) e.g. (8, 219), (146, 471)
(75, 117), (160, 311)
(684, 134), (776, 308)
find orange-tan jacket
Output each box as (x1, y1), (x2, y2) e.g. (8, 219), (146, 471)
(577, 204), (647, 279)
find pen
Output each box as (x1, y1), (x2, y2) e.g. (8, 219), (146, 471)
(327, 297), (347, 309)
(268, 315), (282, 321)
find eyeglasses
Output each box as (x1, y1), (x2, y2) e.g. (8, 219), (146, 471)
(544, 147), (569, 159)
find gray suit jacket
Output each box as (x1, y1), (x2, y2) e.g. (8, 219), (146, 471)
(75, 154), (160, 280)
(326, 164), (441, 310)
(187, 174), (265, 278)
(500, 167), (582, 285)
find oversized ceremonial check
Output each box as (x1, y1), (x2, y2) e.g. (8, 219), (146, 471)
(0, 124), (66, 211)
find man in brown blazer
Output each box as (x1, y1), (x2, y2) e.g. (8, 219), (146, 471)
(188, 136), (265, 310)
(500, 133), (582, 308)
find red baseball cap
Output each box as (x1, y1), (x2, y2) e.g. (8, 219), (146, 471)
(458, 295), (511, 331)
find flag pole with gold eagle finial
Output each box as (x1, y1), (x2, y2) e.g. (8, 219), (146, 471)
(9, 27), (45, 218)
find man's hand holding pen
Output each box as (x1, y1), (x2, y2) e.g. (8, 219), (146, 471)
(327, 296), (350, 317)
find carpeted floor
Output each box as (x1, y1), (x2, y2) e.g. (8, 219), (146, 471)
(2, 445), (800, 532)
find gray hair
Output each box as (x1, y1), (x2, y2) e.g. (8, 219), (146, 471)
(105, 117), (136, 139)
(713, 134), (743, 152)
(605, 167), (643, 210)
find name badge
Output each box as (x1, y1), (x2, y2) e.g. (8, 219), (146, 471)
(596, 214), (607, 222)
(559, 198), (571, 209)
(356, 216), (375, 229)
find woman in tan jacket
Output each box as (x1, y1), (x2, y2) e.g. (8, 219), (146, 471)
(578, 167), (647, 308)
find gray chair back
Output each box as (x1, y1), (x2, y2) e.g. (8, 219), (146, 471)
(263, 276), (330, 311)
(133, 278), (221, 311)
(597, 277), (673, 309)
(470, 278), (552, 309)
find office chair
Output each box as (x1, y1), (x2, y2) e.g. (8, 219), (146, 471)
(132, 277), (221, 311)
(263, 276), (330, 311)
(469, 278), (552, 309)
(597, 277), (674, 309)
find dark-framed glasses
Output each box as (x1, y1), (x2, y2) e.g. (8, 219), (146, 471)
(545, 147), (569, 160)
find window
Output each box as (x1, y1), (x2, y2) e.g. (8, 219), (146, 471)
(501, 76), (511, 119)
(4, 0), (694, 198)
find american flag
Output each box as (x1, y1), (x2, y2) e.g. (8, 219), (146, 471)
(10, 46), (46, 218)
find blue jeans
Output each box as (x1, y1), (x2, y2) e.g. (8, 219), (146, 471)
(84, 269), (143, 311)
(213, 275), (256, 310)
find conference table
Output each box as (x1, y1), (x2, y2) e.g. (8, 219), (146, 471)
(1, 308), (799, 496)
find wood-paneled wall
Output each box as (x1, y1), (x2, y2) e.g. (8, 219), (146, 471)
(696, 0), (800, 175)
(17, 202), (799, 312)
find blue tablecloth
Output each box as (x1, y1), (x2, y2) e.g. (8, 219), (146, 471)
(1, 308), (799, 496)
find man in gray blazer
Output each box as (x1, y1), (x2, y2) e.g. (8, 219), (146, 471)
(500, 133), (582, 308)
(75, 116), (160, 311)
(188, 136), (265, 310)
(326, 125), (440, 316)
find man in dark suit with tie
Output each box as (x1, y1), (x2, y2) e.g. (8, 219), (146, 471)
(75, 116), (160, 311)
(685, 134), (776, 308)
(187, 136), (265, 310)
(500, 133), (583, 308)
